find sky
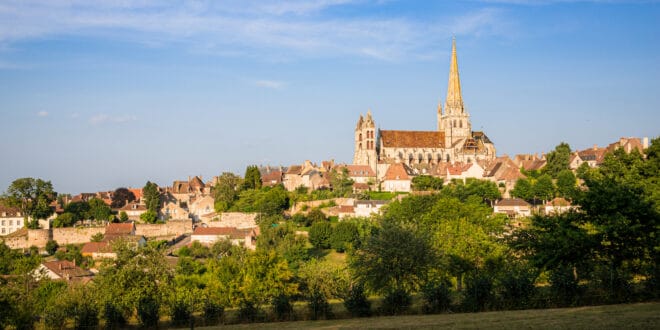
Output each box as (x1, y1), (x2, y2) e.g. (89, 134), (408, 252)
(0, 0), (658, 194)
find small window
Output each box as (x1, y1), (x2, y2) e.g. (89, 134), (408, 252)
(8, 220), (12, 226)
(16, 220), (20, 226)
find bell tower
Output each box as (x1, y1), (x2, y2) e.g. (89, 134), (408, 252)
(439, 38), (472, 147)
(353, 110), (377, 171)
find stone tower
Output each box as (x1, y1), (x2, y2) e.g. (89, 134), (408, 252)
(353, 110), (377, 171)
(439, 38), (472, 147)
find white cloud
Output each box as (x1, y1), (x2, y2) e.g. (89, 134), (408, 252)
(89, 114), (136, 125)
(254, 80), (286, 89)
(37, 111), (48, 117)
(0, 1), (512, 61)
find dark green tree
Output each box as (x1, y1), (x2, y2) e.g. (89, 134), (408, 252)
(543, 142), (572, 178)
(412, 175), (444, 191)
(45, 240), (59, 256)
(87, 198), (112, 221)
(111, 187), (135, 208)
(142, 181), (160, 213)
(243, 165), (262, 190)
(556, 169), (577, 200)
(309, 221), (333, 249)
(213, 172), (242, 212)
(3, 177), (56, 227)
(532, 174), (555, 204)
(510, 178), (533, 202)
(330, 221), (359, 252)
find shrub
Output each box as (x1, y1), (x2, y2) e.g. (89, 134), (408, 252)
(309, 221), (333, 249)
(271, 294), (294, 321)
(307, 291), (332, 320)
(462, 274), (494, 312)
(103, 302), (126, 329)
(307, 209), (327, 224)
(422, 280), (452, 314)
(202, 300), (224, 326)
(498, 265), (537, 309)
(549, 265), (581, 307)
(379, 289), (411, 316)
(343, 283), (371, 317)
(45, 240), (59, 256)
(136, 296), (160, 327)
(330, 221), (359, 253)
(237, 301), (263, 323)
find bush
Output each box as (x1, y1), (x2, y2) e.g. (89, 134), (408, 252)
(462, 274), (494, 312)
(292, 213), (311, 227)
(136, 296), (160, 327)
(170, 299), (192, 327)
(237, 301), (263, 323)
(202, 300), (224, 326)
(45, 240), (59, 256)
(330, 221), (359, 253)
(73, 302), (99, 329)
(307, 209), (327, 224)
(498, 265), (537, 309)
(422, 280), (452, 314)
(309, 221), (333, 249)
(271, 294), (294, 321)
(103, 302), (126, 329)
(307, 291), (332, 320)
(549, 265), (581, 307)
(379, 289), (411, 316)
(343, 283), (371, 317)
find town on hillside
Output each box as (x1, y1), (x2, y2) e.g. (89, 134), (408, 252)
(0, 39), (657, 328)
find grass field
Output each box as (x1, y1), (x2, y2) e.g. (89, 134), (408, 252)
(206, 302), (660, 329)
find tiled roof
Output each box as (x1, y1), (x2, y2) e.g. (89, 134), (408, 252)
(42, 260), (93, 279)
(339, 205), (355, 213)
(546, 197), (571, 207)
(192, 227), (253, 239)
(380, 130), (445, 148)
(0, 202), (21, 217)
(128, 188), (142, 201)
(520, 159), (546, 171)
(105, 222), (135, 235)
(261, 171), (283, 185)
(495, 198), (531, 207)
(286, 165), (302, 175)
(118, 202), (147, 211)
(384, 163), (414, 181)
(336, 164), (376, 177)
(447, 163), (473, 175)
(81, 241), (112, 254)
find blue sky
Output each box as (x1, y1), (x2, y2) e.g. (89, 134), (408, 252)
(0, 0), (658, 194)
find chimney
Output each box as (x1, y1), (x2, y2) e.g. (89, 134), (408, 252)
(593, 144), (598, 151)
(643, 137), (649, 149)
(59, 263), (62, 270)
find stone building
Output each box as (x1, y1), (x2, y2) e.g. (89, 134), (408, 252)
(353, 39), (496, 174)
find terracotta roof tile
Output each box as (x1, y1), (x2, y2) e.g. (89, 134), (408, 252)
(384, 163), (414, 181)
(495, 198), (531, 207)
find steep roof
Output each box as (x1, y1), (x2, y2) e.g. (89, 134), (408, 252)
(336, 164), (376, 177)
(0, 202), (21, 217)
(384, 163), (415, 181)
(105, 222), (135, 236)
(495, 198), (531, 207)
(41, 260), (93, 279)
(380, 130), (445, 148)
(81, 241), (112, 254)
(192, 227), (253, 239)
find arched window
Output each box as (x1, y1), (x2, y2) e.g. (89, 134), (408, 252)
(446, 154), (451, 162)
(359, 133), (362, 141)
(418, 153), (423, 164)
(359, 143), (362, 149)
(460, 120), (463, 128)
(453, 120), (456, 128)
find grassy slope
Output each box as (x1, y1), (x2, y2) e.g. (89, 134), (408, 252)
(207, 302), (660, 329)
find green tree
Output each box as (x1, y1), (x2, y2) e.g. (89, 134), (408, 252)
(111, 187), (135, 208)
(412, 175), (444, 191)
(330, 221), (359, 252)
(243, 165), (262, 190)
(532, 174), (555, 204)
(556, 169), (577, 200)
(140, 210), (158, 224)
(510, 178), (533, 202)
(52, 213), (76, 228)
(213, 172), (242, 212)
(119, 211), (129, 222)
(309, 221), (333, 249)
(350, 222), (436, 295)
(87, 198), (112, 221)
(544, 142), (572, 178)
(45, 240), (59, 256)
(330, 167), (354, 197)
(142, 181), (160, 213)
(63, 201), (90, 222)
(3, 177), (56, 227)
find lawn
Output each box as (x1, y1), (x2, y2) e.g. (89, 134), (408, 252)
(205, 302), (660, 329)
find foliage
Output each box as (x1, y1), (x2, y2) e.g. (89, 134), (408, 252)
(119, 211), (128, 222)
(441, 179), (501, 204)
(510, 178), (533, 201)
(329, 167), (354, 197)
(421, 279), (452, 314)
(202, 299), (224, 326)
(307, 291), (333, 320)
(497, 262), (538, 310)
(412, 175), (444, 191)
(142, 181), (160, 212)
(308, 221), (333, 249)
(87, 197), (112, 221)
(461, 273), (494, 312)
(271, 294), (294, 321)
(140, 209), (158, 223)
(379, 289), (412, 315)
(343, 282), (371, 317)
(350, 222), (436, 294)
(243, 165), (262, 191)
(307, 208), (327, 224)
(44, 240), (58, 256)
(330, 221), (359, 253)
(90, 232), (104, 242)
(3, 177), (56, 223)
(256, 223), (308, 270)
(231, 185), (289, 216)
(63, 201), (90, 222)
(213, 172), (242, 212)
(532, 174), (555, 203)
(111, 187), (135, 208)
(556, 169), (577, 200)
(52, 212), (75, 228)
(543, 142), (572, 178)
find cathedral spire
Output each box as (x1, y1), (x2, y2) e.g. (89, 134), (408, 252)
(445, 37), (464, 114)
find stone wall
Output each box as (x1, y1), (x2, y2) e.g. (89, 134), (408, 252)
(53, 227), (105, 245)
(135, 220), (192, 238)
(206, 212), (258, 229)
(290, 198), (351, 214)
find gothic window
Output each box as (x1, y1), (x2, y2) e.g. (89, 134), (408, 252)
(359, 143), (362, 149)
(359, 133), (362, 141)
(460, 120), (463, 128)
(453, 120), (456, 128)
(427, 153), (432, 164)
(446, 154), (451, 162)
(418, 153), (423, 164)
(408, 154), (413, 165)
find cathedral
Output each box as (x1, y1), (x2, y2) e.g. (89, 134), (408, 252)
(353, 39), (496, 174)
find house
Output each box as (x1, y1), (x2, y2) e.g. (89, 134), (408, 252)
(0, 203), (24, 236)
(578, 145), (607, 168)
(336, 164), (377, 185)
(189, 195), (215, 221)
(36, 260), (93, 282)
(483, 156), (526, 197)
(283, 165), (304, 191)
(568, 153), (585, 170)
(81, 241), (116, 259)
(104, 222), (136, 240)
(545, 197), (574, 215)
(338, 205), (355, 219)
(160, 201), (189, 220)
(513, 154), (546, 172)
(260, 166), (284, 187)
(446, 162), (485, 182)
(191, 227), (259, 250)
(382, 163), (415, 192)
(118, 202), (147, 221)
(494, 198), (532, 218)
(353, 200), (388, 217)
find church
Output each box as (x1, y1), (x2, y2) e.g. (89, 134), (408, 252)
(353, 39), (496, 175)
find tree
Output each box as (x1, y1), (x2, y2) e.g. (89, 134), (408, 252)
(544, 142), (572, 178)
(3, 177), (56, 226)
(111, 187), (135, 209)
(532, 174), (555, 204)
(556, 169), (577, 200)
(142, 181), (160, 213)
(45, 240), (59, 256)
(87, 198), (112, 221)
(52, 213), (76, 228)
(140, 210), (158, 224)
(330, 167), (354, 197)
(510, 178), (533, 202)
(243, 165), (262, 190)
(331, 221), (359, 252)
(213, 172), (242, 212)
(350, 222), (436, 295)
(412, 175), (444, 191)
(119, 211), (129, 222)
(309, 221), (333, 249)
(63, 201), (90, 222)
